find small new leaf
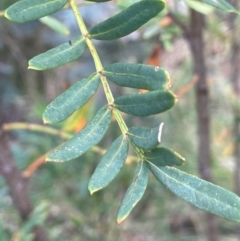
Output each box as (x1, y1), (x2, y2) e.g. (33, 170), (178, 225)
(39, 16), (70, 35)
(5, 0), (68, 23)
(148, 164), (240, 221)
(89, 0), (165, 40)
(114, 90), (177, 116)
(86, 0), (111, 2)
(29, 36), (86, 70)
(145, 147), (185, 166)
(43, 74), (100, 123)
(46, 107), (111, 162)
(88, 135), (129, 194)
(128, 126), (159, 151)
(103, 63), (170, 91)
(117, 161), (148, 223)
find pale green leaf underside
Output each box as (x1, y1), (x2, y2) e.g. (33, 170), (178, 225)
(28, 36), (86, 70)
(114, 90), (177, 116)
(39, 16), (70, 35)
(43, 74), (100, 123)
(188, 0), (238, 13)
(148, 163), (240, 221)
(89, 0), (165, 40)
(103, 63), (169, 91)
(184, 0), (214, 14)
(145, 147), (185, 166)
(117, 161), (148, 223)
(5, 0), (68, 23)
(46, 107), (111, 162)
(128, 126), (159, 151)
(86, 0), (111, 2)
(88, 135), (129, 194)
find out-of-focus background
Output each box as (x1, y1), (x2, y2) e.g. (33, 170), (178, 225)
(0, 0), (240, 240)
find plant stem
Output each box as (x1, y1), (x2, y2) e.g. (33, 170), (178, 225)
(68, 0), (144, 158)
(64, 1), (94, 9)
(3, 122), (139, 162)
(3, 122), (72, 139)
(0, 11), (4, 17)
(69, 0), (114, 104)
(3, 122), (105, 154)
(4, 122), (138, 177)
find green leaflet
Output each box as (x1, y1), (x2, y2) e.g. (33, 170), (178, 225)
(43, 74), (100, 124)
(148, 163), (240, 221)
(89, 0), (165, 40)
(28, 36), (86, 70)
(88, 135), (129, 194)
(103, 63), (169, 91)
(5, 0), (68, 23)
(128, 126), (159, 151)
(145, 147), (185, 166)
(39, 16), (70, 35)
(117, 161), (148, 224)
(114, 90), (177, 116)
(188, 0), (238, 13)
(46, 107), (111, 162)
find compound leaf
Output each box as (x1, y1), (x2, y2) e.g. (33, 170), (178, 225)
(29, 36), (86, 70)
(43, 74), (100, 123)
(88, 135), (129, 194)
(103, 63), (169, 91)
(46, 106), (111, 162)
(117, 161), (148, 224)
(114, 90), (177, 116)
(89, 0), (165, 40)
(148, 163), (240, 221)
(5, 0), (68, 23)
(145, 147), (185, 166)
(128, 126), (159, 151)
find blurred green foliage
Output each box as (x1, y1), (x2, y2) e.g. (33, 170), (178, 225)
(0, 1), (240, 240)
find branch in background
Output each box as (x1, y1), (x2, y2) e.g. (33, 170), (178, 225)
(226, 1), (240, 239)
(228, 0), (240, 200)
(170, 7), (219, 241)
(0, 128), (48, 241)
(175, 74), (199, 97)
(22, 145), (106, 178)
(3, 123), (108, 158)
(23, 152), (48, 178)
(190, 9), (219, 241)
(231, 37), (240, 198)
(171, 9), (211, 181)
